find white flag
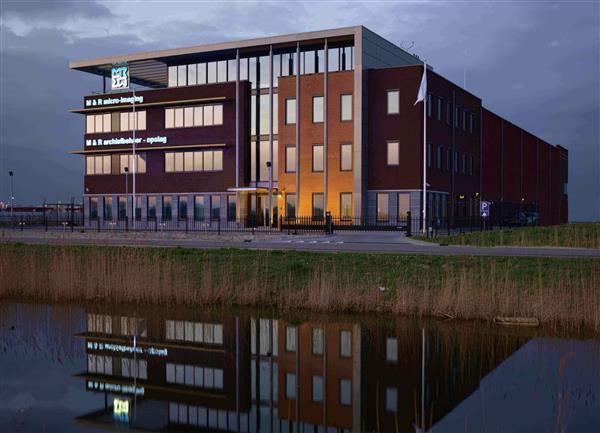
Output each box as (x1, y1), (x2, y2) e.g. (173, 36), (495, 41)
(414, 63), (427, 105)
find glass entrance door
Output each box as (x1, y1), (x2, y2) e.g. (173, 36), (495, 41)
(249, 194), (277, 227)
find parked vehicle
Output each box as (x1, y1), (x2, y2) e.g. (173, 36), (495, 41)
(502, 212), (528, 227)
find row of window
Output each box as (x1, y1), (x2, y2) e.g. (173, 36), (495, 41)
(165, 320), (224, 345)
(86, 314), (147, 336)
(165, 104), (223, 129)
(87, 313), (112, 334)
(87, 355), (148, 380)
(284, 326), (353, 357)
(90, 194), (236, 222)
(386, 89), (478, 134)
(283, 192), (353, 220)
(164, 150), (223, 173)
(282, 94), (352, 125)
(86, 111), (147, 134)
(85, 154), (147, 175)
(427, 143), (475, 175)
(285, 372), (352, 406)
(166, 363), (224, 389)
(375, 192), (412, 221)
(168, 403), (249, 431)
(167, 46), (354, 90)
(283, 143), (352, 173)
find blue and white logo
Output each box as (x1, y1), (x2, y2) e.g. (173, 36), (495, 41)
(480, 201), (490, 218)
(111, 64), (129, 90)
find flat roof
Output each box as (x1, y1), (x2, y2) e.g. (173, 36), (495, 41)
(69, 26), (361, 70)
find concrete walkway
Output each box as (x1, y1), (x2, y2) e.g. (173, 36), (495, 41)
(2, 230), (598, 258)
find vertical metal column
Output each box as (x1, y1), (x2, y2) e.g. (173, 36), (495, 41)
(268, 46), (274, 227)
(324, 40), (329, 213)
(236, 50), (241, 220)
(295, 43), (300, 216)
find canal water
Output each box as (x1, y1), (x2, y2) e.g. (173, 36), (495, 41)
(0, 302), (598, 433)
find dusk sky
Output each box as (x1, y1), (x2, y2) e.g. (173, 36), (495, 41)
(0, 1), (598, 221)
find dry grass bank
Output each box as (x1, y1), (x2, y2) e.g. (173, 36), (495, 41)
(416, 223), (600, 249)
(1, 243), (599, 331)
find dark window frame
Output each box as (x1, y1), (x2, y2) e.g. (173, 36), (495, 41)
(312, 95), (324, 124)
(386, 89), (400, 115)
(340, 93), (353, 122)
(285, 145), (296, 173)
(340, 142), (353, 171)
(312, 144), (324, 172)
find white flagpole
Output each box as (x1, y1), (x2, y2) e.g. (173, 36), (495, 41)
(422, 62), (427, 235)
(132, 86), (136, 230)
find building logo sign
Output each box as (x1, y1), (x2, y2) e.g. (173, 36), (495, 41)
(86, 340), (168, 356)
(85, 136), (168, 147)
(111, 64), (129, 90)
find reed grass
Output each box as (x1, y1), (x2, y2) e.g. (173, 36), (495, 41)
(1, 243), (599, 331)
(415, 223), (600, 249)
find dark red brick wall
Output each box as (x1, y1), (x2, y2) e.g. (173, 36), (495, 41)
(83, 81), (250, 194)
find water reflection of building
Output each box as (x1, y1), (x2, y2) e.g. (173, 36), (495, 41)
(75, 309), (526, 432)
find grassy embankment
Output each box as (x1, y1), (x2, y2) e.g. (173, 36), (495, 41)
(0, 243), (599, 331)
(415, 223), (600, 249)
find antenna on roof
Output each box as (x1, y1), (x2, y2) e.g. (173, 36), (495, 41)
(400, 41), (415, 52)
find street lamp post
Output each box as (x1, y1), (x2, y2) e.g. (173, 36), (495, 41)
(124, 166), (129, 218)
(9, 171), (14, 222)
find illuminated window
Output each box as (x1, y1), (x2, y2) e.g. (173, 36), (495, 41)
(312, 328), (324, 355)
(340, 193), (352, 220)
(340, 330), (352, 357)
(312, 144), (324, 172)
(285, 326), (296, 352)
(285, 98), (296, 124)
(341, 94), (352, 121)
(387, 90), (399, 114)
(377, 193), (389, 222)
(285, 146), (296, 173)
(341, 143), (352, 171)
(387, 141), (399, 166)
(312, 193), (324, 219)
(312, 96), (324, 123)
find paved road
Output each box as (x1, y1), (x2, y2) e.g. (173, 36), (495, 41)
(2, 232), (599, 258)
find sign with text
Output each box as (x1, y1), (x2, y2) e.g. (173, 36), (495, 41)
(111, 64), (129, 90)
(85, 95), (143, 107)
(85, 136), (167, 147)
(480, 201), (491, 218)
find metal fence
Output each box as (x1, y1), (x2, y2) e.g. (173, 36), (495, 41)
(0, 210), (536, 237)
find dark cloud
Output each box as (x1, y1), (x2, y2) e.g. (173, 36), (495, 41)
(0, 1), (597, 220)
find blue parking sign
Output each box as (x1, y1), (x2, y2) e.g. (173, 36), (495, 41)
(480, 201), (490, 218)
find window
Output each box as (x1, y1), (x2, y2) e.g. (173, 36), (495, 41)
(340, 143), (352, 171)
(340, 379), (351, 406)
(286, 373), (296, 399)
(86, 114), (111, 133)
(165, 104), (223, 129)
(455, 105), (460, 128)
(147, 196), (157, 220)
(135, 196), (142, 220)
(187, 63), (197, 86)
(462, 153), (467, 174)
(312, 193), (324, 219)
(398, 193), (410, 218)
(427, 93), (433, 118)
(427, 143), (433, 168)
(120, 111), (146, 132)
(446, 101), (452, 125)
(469, 112), (474, 133)
(340, 330), (352, 358)
(178, 196), (188, 220)
(376, 193), (389, 222)
(163, 196), (172, 220)
(103, 196), (112, 220)
(194, 196), (205, 221)
(446, 148), (452, 172)
(462, 110), (467, 131)
(285, 194), (296, 219)
(285, 98), (296, 124)
(312, 376), (324, 402)
(387, 141), (399, 166)
(340, 193), (352, 220)
(210, 195), (221, 220)
(168, 66), (177, 87)
(207, 62), (217, 83)
(386, 387), (397, 412)
(312, 96), (324, 123)
(89, 197), (98, 220)
(437, 145), (443, 170)
(119, 153), (146, 174)
(341, 94), (352, 121)
(118, 196), (126, 220)
(312, 328), (324, 355)
(437, 97), (443, 121)
(312, 145), (324, 172)
(469, 154), (474, 176)
(285, 326), (297, 352)
(285, 146), (296, 173)
(386, 337), (398, 361)
(165, 151), (223, 172)
(227, 195), (236, 221)
(387, 90), (399, 114)
(454, 151), (459, 173)
(86, 155), (112, 175)
(177, 65), (187, 87)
